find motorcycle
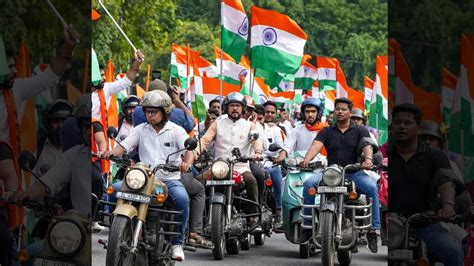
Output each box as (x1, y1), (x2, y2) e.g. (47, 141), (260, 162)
(302, 163), (375, 266)
(203, 131), (272, 260)
(101, 127), (198, 266)
(281, 151), (325, 259)
(387, 212), (471, 266)
(2, 151), (91, 265)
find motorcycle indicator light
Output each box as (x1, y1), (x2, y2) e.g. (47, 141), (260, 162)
(308, 187), (317, 196)
(416, 258), (429, 266)
(232, 171), (243, 184)
(265, 178), (273, 187)
(156, 193), (166, 203)
(106, 186), (114, 195)
(348, 191), (358, 200)
(18, 248), (29, 262)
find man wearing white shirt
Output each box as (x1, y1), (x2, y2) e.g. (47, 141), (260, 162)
(261, 101), (286, 230)
(194, 92), (263, 228)
(104, 90), (192, 261)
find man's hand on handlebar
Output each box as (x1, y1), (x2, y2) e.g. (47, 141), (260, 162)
(103, 150), (119, 160)
(253, 153), (262, 161)
(180, 162), (192, 172)
(361, 159), (373, 170)
(438, 204), (456, 219)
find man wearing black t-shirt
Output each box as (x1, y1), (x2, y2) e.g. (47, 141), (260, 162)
(301, 97), (381, 253)
(389, 103), (462, 265)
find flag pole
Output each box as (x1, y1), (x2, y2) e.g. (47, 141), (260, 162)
(46, 0), (79, 43)
(98, 0), (137, 52)
(145, 64), (151, 92)
(219, 48), (223, 116)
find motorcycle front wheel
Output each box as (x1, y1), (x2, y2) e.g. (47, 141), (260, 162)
(320, 211), (336, 266)
(106, 215), (135, 266)
(211, 204), (226, 260)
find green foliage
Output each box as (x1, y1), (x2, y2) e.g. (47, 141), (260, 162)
(93, 0), (387, 89)
(389, 0), (474, 92)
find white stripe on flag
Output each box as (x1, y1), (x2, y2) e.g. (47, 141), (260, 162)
(250, 25), (305, 57)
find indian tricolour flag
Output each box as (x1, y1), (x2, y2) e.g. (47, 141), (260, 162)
(215, 45), (248, 85)
(364, 76), (374, 112)
(193, 53), (219, 78)
(369, 55), (389, 145)
(277, 79), (295, 92)
(170, 44), (190, 89)
(324, 90), (336, 115)
(269, 90), (295, 105)
(221, 0), (248, 63)
(316, 56), (336, 92)
(334, 59), (348, 98)
(392, 40), (415, 104)
(294, 54), (318, 91)
(449, 34), (474, 156)
(239, 55), (270, 104)
(441, 68), (457, 127)
(250, 5), (307, 74)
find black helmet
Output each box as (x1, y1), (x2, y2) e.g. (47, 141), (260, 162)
(351, 108), (366, 121)
(44, 99), (73, 120)
(301, 97), (323, 121)
(223, 92), (246, 113)
(122, 95), (140, 119)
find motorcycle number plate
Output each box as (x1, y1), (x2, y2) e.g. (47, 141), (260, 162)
(388, 249), (413, 260)
(317, 186), (347, 193)
(34, 258), (76, 266)
(206, 180), (235, 186)
(116, 192), (151, 203)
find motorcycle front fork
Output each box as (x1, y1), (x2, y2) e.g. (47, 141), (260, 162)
(318, 194), (344, 243)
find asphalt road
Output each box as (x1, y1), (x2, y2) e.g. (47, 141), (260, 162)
(92, 228), (387, 265)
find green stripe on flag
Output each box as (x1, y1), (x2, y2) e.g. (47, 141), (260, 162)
(191, 95), (207, 122)
(255, 68), (283, 88)
(251, 46), (302, 74)
(294, 77), (315, 90)
(368, 95), (388, 145)
(319, 80), (337, 91)
(220, 75), (241, 86)
(221, 27), (246, 64)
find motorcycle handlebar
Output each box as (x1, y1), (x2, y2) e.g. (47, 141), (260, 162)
(153, 164), (180, 173)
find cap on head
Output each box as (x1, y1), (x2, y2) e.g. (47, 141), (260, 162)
(351, 108), (366, 121)
(148, 79), (168, 92)
(419, 120), (442, 139)
(45, 99), (73, 119)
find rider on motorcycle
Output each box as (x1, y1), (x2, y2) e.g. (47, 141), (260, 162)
(260, 101), (286, 230)
(301, 97), (381, 253)
(390, 103), (463, 265)
(104, 90), (193, 261)
(193, 92), (263, 228)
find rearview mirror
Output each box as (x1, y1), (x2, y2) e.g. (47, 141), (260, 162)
(184, 138), (198, 150)
(268, 143), (281, 152)
(107, 127), (119, 139)
(18, 151), (36, 172)
(249, 130), (259, 141)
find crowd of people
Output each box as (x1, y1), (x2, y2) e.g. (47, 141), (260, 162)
(0, 27), (472, 264)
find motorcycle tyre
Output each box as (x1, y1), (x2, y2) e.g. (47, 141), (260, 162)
(226, 239), (241, 255)
(254, 233), (265, 246)
(320, 211), (336, 266)
(337, 250), (352, 266)
(106, 215), (135, 266)
(299, 244), (310, 259)
(211, 204), (226, 260)
(241, 234), (250, 250)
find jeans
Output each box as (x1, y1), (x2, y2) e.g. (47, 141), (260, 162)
(414, 223), (464, 265)
(265, 165), (282, 208)
(109, 180), (189, 245)
(250, 162), (265, 204)
(302, 170), (381, 229)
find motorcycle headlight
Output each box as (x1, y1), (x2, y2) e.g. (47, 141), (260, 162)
(211, 160), (230, 179)
(387, 215), (405, 249)
(125, 169), (147, 190)
(48, 220), (84, 255)
(322, 166), (342, 186)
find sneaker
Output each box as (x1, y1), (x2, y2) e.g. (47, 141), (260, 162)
(171, 245), (185, 261)
(273, 215), (283, 233)
(299, 228), (312, 243)
(92, 222), (105, 233)
(366, 229), (378, 253)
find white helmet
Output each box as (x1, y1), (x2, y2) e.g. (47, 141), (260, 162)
(141, 90), (173, 114)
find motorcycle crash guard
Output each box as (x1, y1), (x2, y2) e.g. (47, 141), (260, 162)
(320, 201), (336, 212)
(211, 193), (226, 205)
(113, 204), (138, 219)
